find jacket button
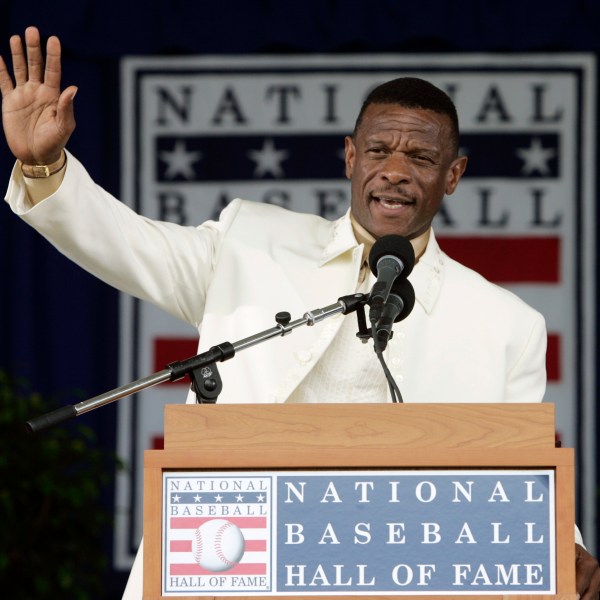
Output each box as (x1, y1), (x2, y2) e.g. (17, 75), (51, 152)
(297, 350), (312, 364)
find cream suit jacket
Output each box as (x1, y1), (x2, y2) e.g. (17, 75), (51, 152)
(6, 151), (547, 406)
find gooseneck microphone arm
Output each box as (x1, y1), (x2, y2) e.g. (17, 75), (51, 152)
(25, 292), (368, 433)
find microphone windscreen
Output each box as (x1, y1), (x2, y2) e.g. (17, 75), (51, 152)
(389, 278), (416, 322)
(368, 235), (415, 278)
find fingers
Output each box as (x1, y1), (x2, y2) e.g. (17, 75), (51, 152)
(9, 33), (27, 86)
(6, 27), (61, 88)
(24, 26), (44, 83)
(5, 27), (59, 89)
(56, 85), (78, 139)
(0, 54), (15, 98)
(44, 35), (62, 90)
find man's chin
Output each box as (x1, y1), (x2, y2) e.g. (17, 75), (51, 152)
(366, 217), (414, 240)
(366, 204), (416, 237)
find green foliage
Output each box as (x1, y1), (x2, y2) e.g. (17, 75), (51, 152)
(0, 371), (119, 599)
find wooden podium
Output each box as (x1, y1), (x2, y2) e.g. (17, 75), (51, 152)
(143, 403), (575, 599)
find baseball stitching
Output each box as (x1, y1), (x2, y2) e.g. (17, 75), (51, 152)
(194, 526), (204, 565)
(214, 521), (236, 569)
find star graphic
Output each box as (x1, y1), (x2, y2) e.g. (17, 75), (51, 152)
(256, 493), (266, 503)
(172, 494), (181, 503)
(159, 139), (202, 179)
(515, 137), (556, 176)
(193, 494), (202, 502)
(214, 494), (223, 503)
(235, 494), (244, 502)
(247, 138), (289, 178)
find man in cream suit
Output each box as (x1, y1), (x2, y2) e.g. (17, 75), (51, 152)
(2, 27), (599, 599)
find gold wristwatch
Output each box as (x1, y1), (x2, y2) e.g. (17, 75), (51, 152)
(20, 151), (67, 178)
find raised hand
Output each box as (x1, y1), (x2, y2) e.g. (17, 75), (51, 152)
(0, 26), (77, 166)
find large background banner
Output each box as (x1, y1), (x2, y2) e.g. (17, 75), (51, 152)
(116, 54), (596, 568)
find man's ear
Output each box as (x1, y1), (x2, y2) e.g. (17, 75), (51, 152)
(344, 136), (355, 180)
(445, 155), (468, 195)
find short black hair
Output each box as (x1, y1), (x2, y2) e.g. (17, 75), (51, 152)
(353, 77), (460, 155)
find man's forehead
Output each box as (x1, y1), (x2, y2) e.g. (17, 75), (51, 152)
(358, 104), (449, 135)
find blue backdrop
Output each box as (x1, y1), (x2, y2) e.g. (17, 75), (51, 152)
(1, 2), (599, 598)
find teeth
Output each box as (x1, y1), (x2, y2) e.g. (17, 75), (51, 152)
(378, 197), (408, 209)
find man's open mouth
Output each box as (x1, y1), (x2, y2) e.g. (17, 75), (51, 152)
(371, 194), (415, 209)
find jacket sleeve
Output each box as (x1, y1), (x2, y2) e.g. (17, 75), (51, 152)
(4, 150), (241, 327)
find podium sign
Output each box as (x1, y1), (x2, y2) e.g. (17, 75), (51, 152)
(162, 469), (556, 596)
(143, 403), (576, 599)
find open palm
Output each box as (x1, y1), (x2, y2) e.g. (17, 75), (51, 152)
(0, 27), (76, 165)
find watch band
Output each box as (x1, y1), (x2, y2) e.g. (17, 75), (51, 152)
(20, 151), (67, 178)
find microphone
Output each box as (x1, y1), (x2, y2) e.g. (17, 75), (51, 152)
(368, 235), (415, 324)
(375, 278), (415, 351)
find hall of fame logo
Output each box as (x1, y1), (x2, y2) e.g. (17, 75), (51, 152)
(116, 54), (596, 570)
(163, 474), (272, 594)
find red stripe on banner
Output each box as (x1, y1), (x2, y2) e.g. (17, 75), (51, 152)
(171, 517), (267, 529)
(547, 333), (561, 382)
(436, 236), (560, 283)
(170, 540), (191, 552)
(169, 539), (266, 553)
(154, 337), (198, 384)
(246, 539), (267, 552)
(170, 563), (267, 576)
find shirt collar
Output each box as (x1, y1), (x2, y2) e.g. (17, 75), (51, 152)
(319, 211), (445, 315)
(349, 211), (431, 266)
(319, 210), (359, 265)
(348, 214), (445, 315)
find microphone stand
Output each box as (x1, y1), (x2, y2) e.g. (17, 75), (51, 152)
(26, 292), (368, 434)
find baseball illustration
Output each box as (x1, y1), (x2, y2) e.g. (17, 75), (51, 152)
(192, 519), (246, 572)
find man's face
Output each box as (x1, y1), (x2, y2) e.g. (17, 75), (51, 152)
(345, 103), (468, 240)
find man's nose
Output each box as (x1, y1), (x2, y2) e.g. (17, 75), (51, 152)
(380, 153), (411, 184)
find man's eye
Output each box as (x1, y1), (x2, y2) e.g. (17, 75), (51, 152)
(413, 154), (434, 163)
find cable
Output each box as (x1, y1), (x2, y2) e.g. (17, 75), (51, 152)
(372, 323), (404, 403)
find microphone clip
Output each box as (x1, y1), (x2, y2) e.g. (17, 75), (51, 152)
(353, 302), (394, 344)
